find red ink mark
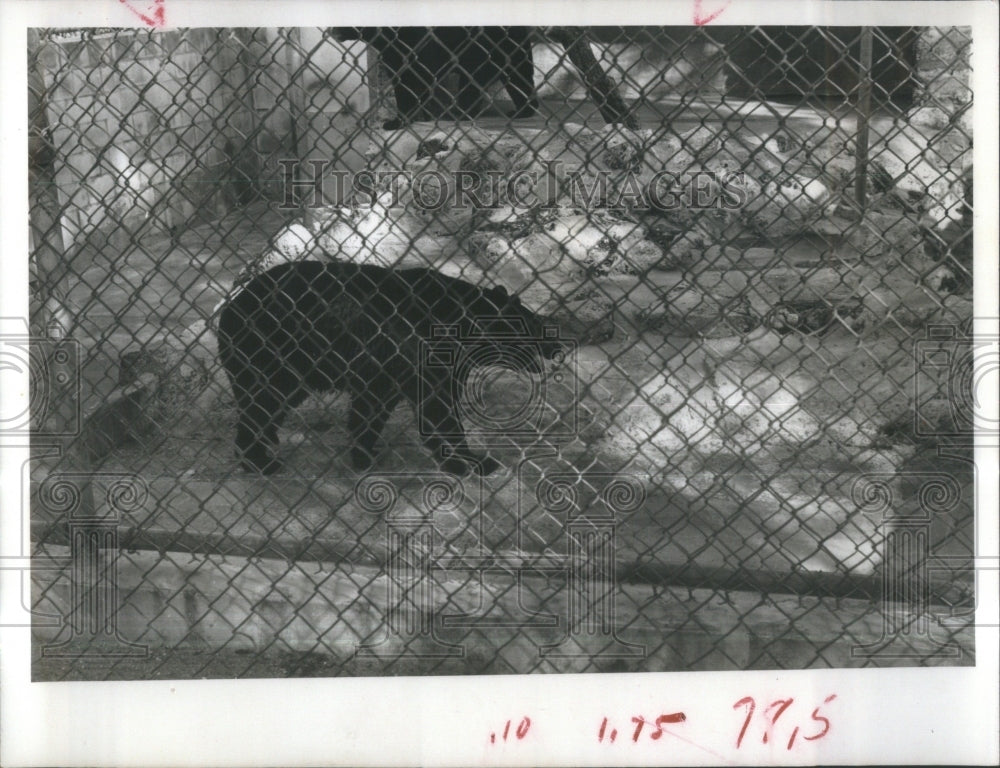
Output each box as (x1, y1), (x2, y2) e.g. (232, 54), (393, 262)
(631, 716), (646, 742)
(516, 717), (530, 739)
(733, 693), (836, 752)
(596, 718), (617, 743)
(787, 726), (799, 750)
(118, 0), (166, 28)
(734, 696), (755, 748)
(491, 716), (530, 745)
(658, 713), (686, 724)
(763, 698), (794, 745)
(599, 712), (691, 748)
(805, 694), (836, 741)
(651, 713), (687, 740)
(693, 0), (731, 26)
(659, 725), (735, 765)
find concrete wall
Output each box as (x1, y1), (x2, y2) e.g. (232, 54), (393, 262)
(34, 29), (260, 252)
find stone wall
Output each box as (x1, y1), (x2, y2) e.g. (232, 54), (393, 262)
(35, 29), (263, 251)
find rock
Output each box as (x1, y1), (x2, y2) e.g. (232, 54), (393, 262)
(636, 280), (759, 337)
(666, 230), (707, 269)
(78, 372), (161, 462)
(273, 223), (313, 258)
(764, 298), (868, 335)
(549, 295), (615, 344)
(475, 212), (672, 303)
(743, 175), (833, 238)
(403, 154), (476, 236)
(695, 244), (744, 271)
(600, 126), (650, 171)
(640, 215), (686, 251)
(118, 343), (212, 416)
(313, 196), (413, 266)
(415, 135), (450, 159)
(479, 233), (582, 312)
(868, 117), (970, 228)
(865, 210), (928, 264)
(481, 236), (513, 267)
(744, 266), (856, 318)
(687, 269), (750, 297)
(617, 238), (665, 274)
(79, 341), (216, 461)
(926, 265), (957, 292)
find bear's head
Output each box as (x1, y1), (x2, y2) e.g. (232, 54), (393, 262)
(463, 283), (569, 374)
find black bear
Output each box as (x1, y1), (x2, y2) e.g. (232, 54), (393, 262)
(216, 261), (565, 476)
(338, 27), (538, 129)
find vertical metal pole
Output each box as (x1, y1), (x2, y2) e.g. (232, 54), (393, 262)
(365, 36), (394, 127)
(854, 28), (874, 209)
(28, 30), (70, 335)
(283, 28), (306, 158)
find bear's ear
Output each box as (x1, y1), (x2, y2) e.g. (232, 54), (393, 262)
(494, 284), (509, 299)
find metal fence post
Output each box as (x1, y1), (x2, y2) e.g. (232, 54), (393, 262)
(854, 27), (874, 209)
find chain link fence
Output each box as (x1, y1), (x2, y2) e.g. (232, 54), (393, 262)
(23, 25), (977, 680)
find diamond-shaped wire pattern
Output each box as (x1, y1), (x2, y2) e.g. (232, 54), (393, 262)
(25, 26), (976, 680)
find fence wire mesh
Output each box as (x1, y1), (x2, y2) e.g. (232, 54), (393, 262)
(23, 25), (977, 680)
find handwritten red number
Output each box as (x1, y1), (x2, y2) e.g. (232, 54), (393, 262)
(491, 717), (530, 745)
(805, 694), (837, 741)
(598, 717), (608, 742)
(734, 696), (755, 748)
(516, 717), (531, 739)
(787, 726), (800, 750)
(734, 694), (835, 751)
(631, 716), (646, 742)
(763, 698), (793, 745)
(651, 712), (687, 740)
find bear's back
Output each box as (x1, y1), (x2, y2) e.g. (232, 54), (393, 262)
(219, 260), (488, 341)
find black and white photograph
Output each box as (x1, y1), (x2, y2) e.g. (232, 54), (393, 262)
(2, 0), (997, 765)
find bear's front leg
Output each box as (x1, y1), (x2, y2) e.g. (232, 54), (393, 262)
(233, 383), (286, 475)
(235, 416), (283, 475)
(348, 386), (401, 471)
(417, 389), (501, 477)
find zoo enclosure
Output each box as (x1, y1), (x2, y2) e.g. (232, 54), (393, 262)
(26, 25), (976, 679)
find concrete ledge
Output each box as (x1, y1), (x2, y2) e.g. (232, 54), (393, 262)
(32, 544), (974, 677)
